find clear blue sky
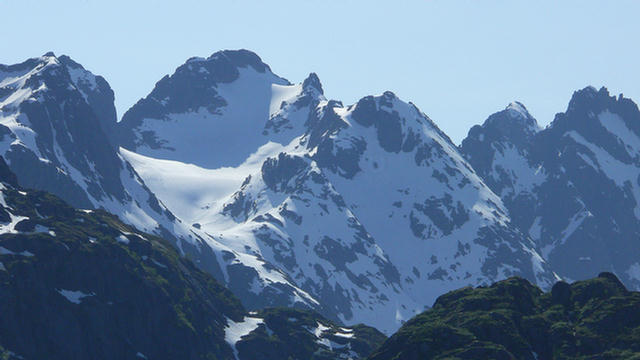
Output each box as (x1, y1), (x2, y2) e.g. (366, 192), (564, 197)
(1, 0), (638, 143)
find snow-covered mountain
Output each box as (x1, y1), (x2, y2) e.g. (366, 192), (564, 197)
(461, 86), (640, 289)
(12, 49), (623, 334)
(0, 53), (210, 241)
(0, 52), (337, 324)
(112, 50), (556, 333)
(117, 50), (306, 168)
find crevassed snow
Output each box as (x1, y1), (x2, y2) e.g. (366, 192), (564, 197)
(57, 289), (94, 304)
(224, 316), (263, 359)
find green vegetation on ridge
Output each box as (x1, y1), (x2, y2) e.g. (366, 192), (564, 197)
(369, 273), (640, 360)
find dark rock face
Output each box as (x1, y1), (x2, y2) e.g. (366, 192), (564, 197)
(0, 156), (18, 188)
(369, 273), (640, 360)
(122, 49), (271, 123)
(261, 153), (309, 192)
(460, 87), (640, 289)
(351, 93), (404, 153)
(57, 55), (118, 146)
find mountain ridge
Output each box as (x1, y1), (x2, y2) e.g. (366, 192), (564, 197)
(461, 85), (640, 290)
(4, 49), (640, 335)
(110, 49), (558, 332)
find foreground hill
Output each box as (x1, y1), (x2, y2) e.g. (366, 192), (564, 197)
(0, 157), (383, 359)
(369, 272), (640, 359)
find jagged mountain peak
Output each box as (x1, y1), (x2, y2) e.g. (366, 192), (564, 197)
(302, 72), (323, 95)
(2, 52), (87, 82)
(122, 49), (289, 121)
(459, 101), (545, 205)
(462, 86), (640, 292)
(470, 101), (539, 144)
(563, 86), (611, 116)
(353, 91), (399, 109)
(168, 49), (287, 87)
(0, 52), (125, 208)
(459, 101), (540, 189)
(560, 86), (638, 128)
(0, 52), (115, 119)
(1, 53), (58, 90)
(505, 101), (534, 120)
(0, 54), (193, 259)
(338, 90), (458, 159)
(568, 85), (607, 104)
(561, 85), (638, 123)
(117, 50), (315, 168)
(189, 49), (275, 74)
(543, 85), (640, 160)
